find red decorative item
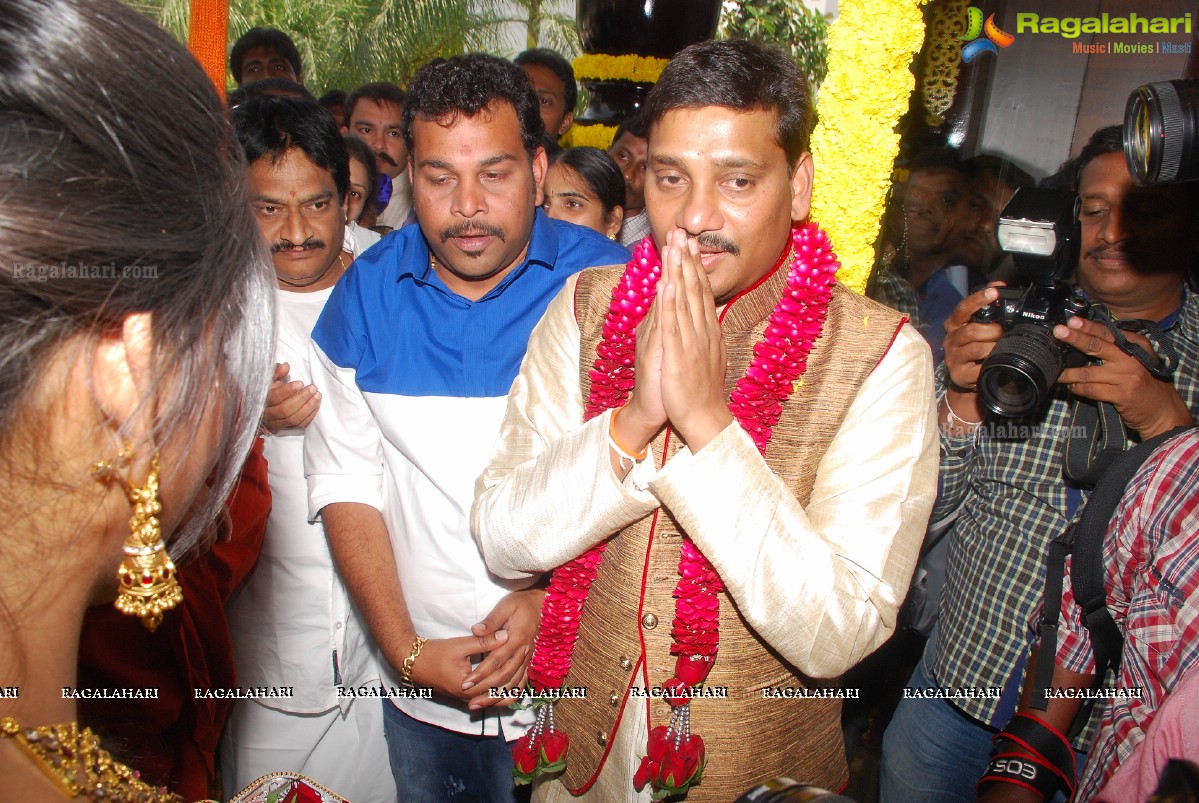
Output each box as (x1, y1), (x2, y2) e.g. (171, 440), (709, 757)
(514, 226), (840, 796)
(281, 780), (324, 803)
(540, 730), (569, 764)
(513, 737), (540, 775)
(633, 755), (660, 791)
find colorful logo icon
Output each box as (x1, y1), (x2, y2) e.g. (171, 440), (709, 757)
(961, 7), (1015, 62)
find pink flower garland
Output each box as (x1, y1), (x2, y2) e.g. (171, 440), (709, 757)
(513, 225), (840, 797)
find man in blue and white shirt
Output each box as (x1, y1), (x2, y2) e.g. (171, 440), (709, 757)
(305, 54), (628, 803)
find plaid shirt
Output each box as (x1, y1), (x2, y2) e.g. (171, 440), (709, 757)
(1056, 429), (1199, 801)
(931, 290), (1199, 730)
(871, 267), (923, 327)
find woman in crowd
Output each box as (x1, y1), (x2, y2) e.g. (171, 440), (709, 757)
(0, 0), (274, 799)
(541, 146), (626, 241)
(343, 133), (383, 248)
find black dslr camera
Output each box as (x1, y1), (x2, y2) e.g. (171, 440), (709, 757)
(971, 188), (1090, 418)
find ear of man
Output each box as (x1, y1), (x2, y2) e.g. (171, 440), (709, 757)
(790, 152), (814, 222)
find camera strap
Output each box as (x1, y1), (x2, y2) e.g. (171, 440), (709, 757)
(1063, 319), (1178, 485)
(1033, 427), (1193, 737)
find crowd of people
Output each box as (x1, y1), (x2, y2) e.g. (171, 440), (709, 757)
(1, 3), (1197, 803)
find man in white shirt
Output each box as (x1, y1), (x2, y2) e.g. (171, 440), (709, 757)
(222, 95), (394, 803)
(305, 55), (629, 803)
(473, 40), (938, 801)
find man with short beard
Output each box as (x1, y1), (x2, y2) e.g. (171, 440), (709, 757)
(305, 54), (628, 802)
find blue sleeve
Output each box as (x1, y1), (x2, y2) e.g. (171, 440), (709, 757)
(312, 256), (375, 371)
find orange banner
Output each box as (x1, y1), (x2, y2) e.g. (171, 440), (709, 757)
(188, 0), (228, 99)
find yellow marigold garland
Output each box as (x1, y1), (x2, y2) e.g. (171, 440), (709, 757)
(573, 53), (670, 84)
(809, 0), (930, 293)
(562, 123), (618, 151)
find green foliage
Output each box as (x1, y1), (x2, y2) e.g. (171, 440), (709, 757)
(125, 0), (580, 94)
(718, 0), (830, 93)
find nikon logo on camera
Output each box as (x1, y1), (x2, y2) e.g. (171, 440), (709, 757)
(1016, 12), (1192, 39)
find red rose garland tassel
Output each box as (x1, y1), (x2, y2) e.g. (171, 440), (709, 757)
(512, 225), (840, 799)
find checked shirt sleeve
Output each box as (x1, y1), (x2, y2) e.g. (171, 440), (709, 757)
(929, 361), (979, 526)
(1056, 442), (1167, 675)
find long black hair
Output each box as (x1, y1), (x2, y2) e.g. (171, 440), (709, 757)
(0, 0), (275, 557)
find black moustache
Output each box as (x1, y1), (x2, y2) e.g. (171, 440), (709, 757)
(696, 233), (740, 256)
(271, 240), (325, 253)
(439, 223), (505, 242)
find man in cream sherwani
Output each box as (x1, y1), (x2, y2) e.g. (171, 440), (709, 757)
(472, 39), (939, 802)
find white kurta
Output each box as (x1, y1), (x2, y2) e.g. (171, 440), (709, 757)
(222, 285), (394, 803)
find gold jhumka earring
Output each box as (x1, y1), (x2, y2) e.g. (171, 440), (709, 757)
(92, 447), (182, 631)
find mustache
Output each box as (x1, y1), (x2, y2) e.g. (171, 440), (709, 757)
(1086, 245), (1128, 260)
(271, 239), (325, 254)
(696, 232), (740, 256)
(374, 150), (397, 167)
(440, 221), (505, 243)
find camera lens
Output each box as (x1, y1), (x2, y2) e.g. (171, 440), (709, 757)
(1124, 79), (1199, 186)
(978, 324), (1065, 417)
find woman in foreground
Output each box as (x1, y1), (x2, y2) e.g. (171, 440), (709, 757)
(0, 0), (274, 798)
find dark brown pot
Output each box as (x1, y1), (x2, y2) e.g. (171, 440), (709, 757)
(575, 0), (722, 126)
(577, 0), (722, 58)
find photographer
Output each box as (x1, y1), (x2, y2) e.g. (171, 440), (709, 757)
(880, 124), (1199, 802)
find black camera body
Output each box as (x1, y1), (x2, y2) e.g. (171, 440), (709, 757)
(970, 188), (1089, 418)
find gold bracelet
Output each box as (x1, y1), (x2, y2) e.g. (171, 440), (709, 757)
(400, 636), (428, 685)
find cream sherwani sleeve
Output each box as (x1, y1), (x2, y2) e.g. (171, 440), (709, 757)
(473, 277), (939, 679)
(650, 325), (938, 678)
(473, 275), (659, 577)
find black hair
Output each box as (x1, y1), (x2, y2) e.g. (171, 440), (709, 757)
(550, 147), (625, 219)
(319, 89), (347, 109)
(612, 112), (648, 146)
(966, 154), (1035, 190)
(227, 78), (316, 109)
(1073, 125), (1124, 188)
(230, 27), (302, 84)
(643, 39), (815, 167)
(344, 82), (407, 128)
(909, 147), (964, 174)
(1069, 123), (1199, 219)
(402, 53), (545, 158)
(232, 95), (350, 201)
(0, 0), (274, 557)
(342, 133), (380, 222)
(514, 47), (577, 111)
